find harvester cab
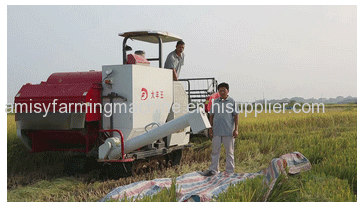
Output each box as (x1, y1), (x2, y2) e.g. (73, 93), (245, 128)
(120, 30), (182, 67)
(15, 30), (212, 177)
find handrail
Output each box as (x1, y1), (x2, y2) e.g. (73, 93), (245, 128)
(178, 78), (218, 103)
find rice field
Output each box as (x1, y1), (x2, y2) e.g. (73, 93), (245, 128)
(7, 104), (357, 201)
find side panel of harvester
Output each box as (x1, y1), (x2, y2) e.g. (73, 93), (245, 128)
(166, 82), (190, 147)
(101, 65), (182, 145)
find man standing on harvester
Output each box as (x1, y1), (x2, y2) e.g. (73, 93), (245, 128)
(204, 82), (239, 176)
(164, 40), (185, 81)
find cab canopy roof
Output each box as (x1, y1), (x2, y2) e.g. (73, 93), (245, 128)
(119, 30), (182, 43)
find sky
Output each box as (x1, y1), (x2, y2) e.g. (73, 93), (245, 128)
(6, 5), (357, 103)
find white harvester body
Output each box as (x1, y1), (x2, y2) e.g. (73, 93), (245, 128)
(100, 64), (210, 160)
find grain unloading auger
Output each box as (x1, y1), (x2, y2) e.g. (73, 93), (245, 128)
(99, 109), (210, 160)
(14, 31), (212, 177)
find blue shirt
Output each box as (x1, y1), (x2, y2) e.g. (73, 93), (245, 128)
(209, 96), (238, 136)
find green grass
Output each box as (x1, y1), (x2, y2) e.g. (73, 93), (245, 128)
(217, 175), (267, 202)
(7, 105), (357, 201)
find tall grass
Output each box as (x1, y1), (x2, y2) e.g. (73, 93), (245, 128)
(7, 106), (357, 201)
(137, 106), (357, 201)
(216, 107), (357, 201)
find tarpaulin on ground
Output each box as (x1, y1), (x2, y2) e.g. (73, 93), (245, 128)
(99, 152), (311, 202)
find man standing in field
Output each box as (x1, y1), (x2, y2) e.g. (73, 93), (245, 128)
(204, 82), (239, 176)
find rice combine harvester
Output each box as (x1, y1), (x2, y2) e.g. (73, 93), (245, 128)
(14, 31), (215, 176)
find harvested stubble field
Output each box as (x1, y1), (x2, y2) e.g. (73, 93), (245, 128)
(7, 104), (357, 201)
